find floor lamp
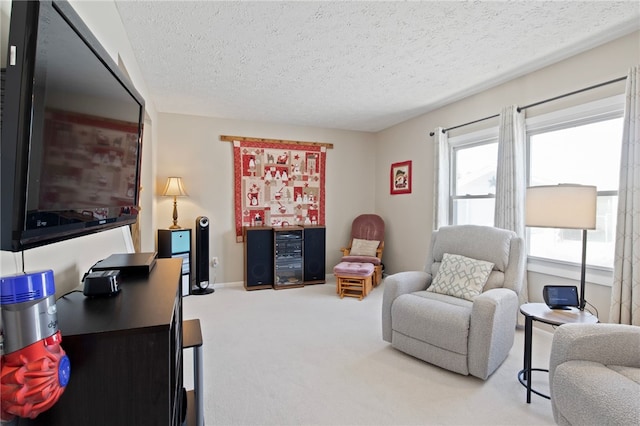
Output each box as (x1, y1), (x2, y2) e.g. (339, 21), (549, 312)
(525, 184), (597, 311)
(162, 177), (188, 229)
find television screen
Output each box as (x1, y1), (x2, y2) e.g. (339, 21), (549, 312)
(1, 0), (145, 251)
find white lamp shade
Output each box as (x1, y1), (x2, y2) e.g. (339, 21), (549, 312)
(526, 184), (597, 230)
(162, 177), (188, 197)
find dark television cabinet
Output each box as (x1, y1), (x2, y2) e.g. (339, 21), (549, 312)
(19, 258), (185, 426)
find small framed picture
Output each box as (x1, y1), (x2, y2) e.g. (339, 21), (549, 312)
(390, 161), (412, 195)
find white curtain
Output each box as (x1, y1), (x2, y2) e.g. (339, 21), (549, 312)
(610, 66), (640, 326)
(433, 127), (449, 230)
(494, 105), (529, 307)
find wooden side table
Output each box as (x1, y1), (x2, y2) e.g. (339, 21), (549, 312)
(518, 303), (598, 403)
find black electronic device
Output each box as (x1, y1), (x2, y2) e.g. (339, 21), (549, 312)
(543, 285), (580, 310)
(303, 226), (326, 284)
(274, 228), (304, 289)
(244, 228), (274, 290)
(92, 252), (157, 277)
(1, 0), (145, 252)
(83, 270), (121, 297)
(194, 216), (214, 295)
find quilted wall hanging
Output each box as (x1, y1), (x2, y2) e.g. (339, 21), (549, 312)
(222, 135), (332, 242)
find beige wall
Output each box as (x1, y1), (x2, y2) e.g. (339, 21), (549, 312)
(375, 31), (640, 321)
(156, 114), (376, 284)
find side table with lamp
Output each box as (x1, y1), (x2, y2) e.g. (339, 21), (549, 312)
(158, 177), (192, 296)
(520, 184), (600, 403)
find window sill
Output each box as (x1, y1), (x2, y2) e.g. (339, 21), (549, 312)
(526, 257), (613, 287)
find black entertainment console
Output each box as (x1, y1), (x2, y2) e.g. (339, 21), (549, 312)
(17, 258), (185, 426)
(243, 226), (326, 290)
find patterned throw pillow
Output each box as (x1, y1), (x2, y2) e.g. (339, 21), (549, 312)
(427, 253), (494, 301)
(349, 238), (380, 257)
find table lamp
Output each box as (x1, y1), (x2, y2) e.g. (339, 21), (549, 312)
(162, 177), (188, 229)
(525, 184), (597, 311)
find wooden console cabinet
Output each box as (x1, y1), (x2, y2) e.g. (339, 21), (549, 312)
(19, 258), (185, 426)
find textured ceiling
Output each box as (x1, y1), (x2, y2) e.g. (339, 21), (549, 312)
(115, 1), (640, 132)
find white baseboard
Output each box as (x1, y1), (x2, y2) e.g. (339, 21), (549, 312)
(212, 281), (244, 289)
(210, 275), (335, 289)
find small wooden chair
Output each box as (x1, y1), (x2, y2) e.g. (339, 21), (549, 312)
(340, 214), (385, 285)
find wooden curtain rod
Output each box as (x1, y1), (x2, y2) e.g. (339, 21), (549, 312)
(220, 135), (334, 149)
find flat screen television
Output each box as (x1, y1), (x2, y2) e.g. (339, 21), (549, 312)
(1, 0), (145, 252)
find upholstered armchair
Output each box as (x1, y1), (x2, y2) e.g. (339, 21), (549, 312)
(549, 323), (640, 426)
(382, 225), (525, 380)
(340, 214), (385, 285)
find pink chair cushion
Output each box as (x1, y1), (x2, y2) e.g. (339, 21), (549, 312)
(334, 262), (375, 277)
(341, 255), (381, 265)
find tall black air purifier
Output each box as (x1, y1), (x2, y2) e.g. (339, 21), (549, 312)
(193, 216), (214, 294)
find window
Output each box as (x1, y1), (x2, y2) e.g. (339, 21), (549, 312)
(447, 95), (625, 274)
(451, 141), (498, 226)
(528, 116), (623, 269)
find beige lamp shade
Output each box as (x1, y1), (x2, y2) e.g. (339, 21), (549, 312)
(162, 177), (188, 197)
(526, 184), (597, 230)
(162, 177), (188, 229)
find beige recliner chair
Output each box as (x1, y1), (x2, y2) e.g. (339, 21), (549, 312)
(382, 225), (525, 380)
(549, 323), (640, 426)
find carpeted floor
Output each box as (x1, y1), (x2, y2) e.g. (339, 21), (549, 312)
(183, 277), (556, 426)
